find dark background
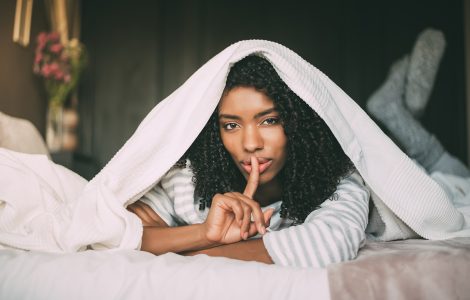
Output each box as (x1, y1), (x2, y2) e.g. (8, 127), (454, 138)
(0, 0), (48, 133)
(1, 0), (467, 179)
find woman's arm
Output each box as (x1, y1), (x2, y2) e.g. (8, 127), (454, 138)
(181, 238), (274, 264)
(128, 158), (272, 255)
(262, 171), (370, 268)
(130, 201), (274, 259)
(128, 201), (217, 254)
(130, 198), (273, 255)
(128, 158), (273, 254)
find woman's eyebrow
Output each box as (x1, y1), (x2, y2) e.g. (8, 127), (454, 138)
(218, 113), (241, 120)
(218, 107), (277, 120)
(254, 107), (277, 118)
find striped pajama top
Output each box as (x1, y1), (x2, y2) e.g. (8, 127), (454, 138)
(139, 164), (370, 268)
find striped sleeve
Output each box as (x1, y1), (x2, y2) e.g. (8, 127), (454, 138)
(262, 171), (370, 268)
(139, 181), (178, 227)
(138, 167), (192, 227)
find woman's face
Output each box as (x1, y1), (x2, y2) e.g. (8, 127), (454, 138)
(218, 86), (287, 185)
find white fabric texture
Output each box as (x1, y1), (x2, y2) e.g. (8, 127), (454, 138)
(0, 40), (470, 253)
(0, 249), (329, 300)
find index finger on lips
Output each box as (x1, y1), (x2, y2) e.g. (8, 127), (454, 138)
(243, 156), (259, 199)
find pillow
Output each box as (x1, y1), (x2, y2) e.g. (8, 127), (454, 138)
(0, 111), (49, 157)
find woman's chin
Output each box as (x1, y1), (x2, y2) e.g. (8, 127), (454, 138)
(258, 173), (276, 185)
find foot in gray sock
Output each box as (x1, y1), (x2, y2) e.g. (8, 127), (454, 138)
(366, 55), (409, 123)
(405, 28), (446, 118)
(366, 54), (445, 171)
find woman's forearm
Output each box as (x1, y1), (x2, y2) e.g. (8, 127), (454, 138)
(130, 198), (272, 258)
(141, 224), (219, 255)
(129, 201), (219, 255)
(181, 238), (274, 264)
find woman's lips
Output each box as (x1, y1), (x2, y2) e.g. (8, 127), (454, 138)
(241, 158), (272, 174)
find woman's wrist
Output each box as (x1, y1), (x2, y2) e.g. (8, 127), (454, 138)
(196, 223), (221, 248)
(141, 223), (220, 255)
(181, 238), (274, 264)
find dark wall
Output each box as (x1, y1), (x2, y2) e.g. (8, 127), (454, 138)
(0, 0), (49, 135)
(79, 0), (467, 173)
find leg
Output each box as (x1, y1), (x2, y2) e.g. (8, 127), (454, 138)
(366, 56), (469, 176)
(405, 28), (446, 118)
(428, 152), (470, 177)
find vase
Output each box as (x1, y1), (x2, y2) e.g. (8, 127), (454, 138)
(46, 104), (64, 152)
(62, 108), (79, 151)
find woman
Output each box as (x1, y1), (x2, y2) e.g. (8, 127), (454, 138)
(1, 40), (468, 262)
(127, 55), (369, 268)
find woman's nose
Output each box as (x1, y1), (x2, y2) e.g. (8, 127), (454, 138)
(242, 126), (264, 152)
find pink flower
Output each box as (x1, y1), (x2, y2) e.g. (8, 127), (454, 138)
(49, 43), (64, 54)
(34, 52), (43, 64)
(36, 33), (47, 51)
(48, 32), (60, 42)
(41, 63), (60, 78)
(49, 62), (60, 73)
(41, 64), (53, 77)
(33, 31), (86, 94)
(54, 70), (64, 81)
(37, 32), (47, 44)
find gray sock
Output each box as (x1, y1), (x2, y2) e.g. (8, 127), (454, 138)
(366, 55), (409, 124)
(405, 28), (446, 118)
(428, 152), (470, 177)
(366, 55), (445, 172)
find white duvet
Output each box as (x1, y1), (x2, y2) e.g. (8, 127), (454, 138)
(0, 249), (328, 300)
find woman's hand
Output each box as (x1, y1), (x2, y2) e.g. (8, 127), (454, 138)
(203, 156), (274, 245)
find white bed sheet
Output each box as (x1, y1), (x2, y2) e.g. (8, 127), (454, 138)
(0, 249), (329, 300)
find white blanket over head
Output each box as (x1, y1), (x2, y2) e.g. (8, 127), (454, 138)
(1, 40), (470, 252)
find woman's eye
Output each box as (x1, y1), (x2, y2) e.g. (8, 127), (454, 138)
(261, 117), (280, 125)
(223, 122), (238, 130)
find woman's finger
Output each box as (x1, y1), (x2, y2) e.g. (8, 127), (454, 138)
(229, 192), (266, 234)
(213, 194), (244, 224)
(243, 156), (259, 198)
(248, 222), (259, 237)
(240, 202), (252, 240)
(263, 208), (275, 228)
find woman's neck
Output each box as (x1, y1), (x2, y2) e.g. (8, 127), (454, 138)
(252, 177), (283, 207)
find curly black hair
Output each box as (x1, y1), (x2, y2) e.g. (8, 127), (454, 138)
(178, 55), (354, 223)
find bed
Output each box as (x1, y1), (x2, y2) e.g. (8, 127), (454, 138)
(1, 112), (469, 300)
(328, 238), (470, 299)
(1, 238), (469, 299)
